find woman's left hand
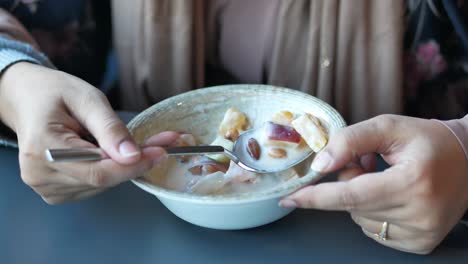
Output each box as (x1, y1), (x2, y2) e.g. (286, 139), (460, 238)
(280, 115), (468, 255)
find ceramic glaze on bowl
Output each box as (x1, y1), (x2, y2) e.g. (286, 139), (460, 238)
(128, 85), (346, 230)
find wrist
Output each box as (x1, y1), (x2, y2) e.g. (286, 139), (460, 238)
(0, 61), (37, 131)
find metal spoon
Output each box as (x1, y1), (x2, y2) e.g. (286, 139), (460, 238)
(45, 130), (314, 174)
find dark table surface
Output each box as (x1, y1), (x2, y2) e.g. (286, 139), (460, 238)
(1, 112), (468, 263)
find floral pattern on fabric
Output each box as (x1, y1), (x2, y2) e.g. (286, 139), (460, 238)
(405, 40), (447, 97)
(404, 0), (468, 119)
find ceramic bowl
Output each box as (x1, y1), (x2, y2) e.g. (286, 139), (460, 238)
(128, 84), (346, 230)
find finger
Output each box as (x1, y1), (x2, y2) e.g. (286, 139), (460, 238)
(360, 228), (412, 253)
(42, 187), (104, 205)
(46, 128), (168, 187)
(56, 146), (167, 188)
(70, 188), (106, 202)
(361, 227), (435, 255)
(360, 153), (377, 172)
(338, 166), (364, 181)
(36, 180), (95, 197)
(310, 115), (401, 174)
(350, 214), (409, 240)
(63, 85), (141, 165)
(281, 169), (405, 211)
(142, 131), (181, 147)
(338, 153), (377, 181)
(350, 205), (406, 223)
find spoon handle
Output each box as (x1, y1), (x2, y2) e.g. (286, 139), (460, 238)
(45, 146), (226, 162)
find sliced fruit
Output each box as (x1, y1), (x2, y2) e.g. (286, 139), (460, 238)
(260, 122), (302, 148)
(172, 133), (197, 147)
(188, 159), (229, 176)
(217, 107), (249, 141)
(170, 133), (197, 162)
(271, 110), (295, 126)
(189, 171), (228, 195)
(291, 113), (328, 152)
(188, 165), (203, 175)
(206, 136), (234, 164)
(224, 128), (240, 142)
(224, 161), (259, 183)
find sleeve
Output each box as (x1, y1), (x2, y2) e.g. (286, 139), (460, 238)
(0, 8), (54, 148)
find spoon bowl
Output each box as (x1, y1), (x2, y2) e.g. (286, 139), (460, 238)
(232, 127), (314, 173)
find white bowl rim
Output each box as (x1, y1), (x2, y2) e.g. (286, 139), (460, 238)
(128, 84), (346, 205)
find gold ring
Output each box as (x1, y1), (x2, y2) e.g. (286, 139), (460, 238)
(375, 221), (388, 241)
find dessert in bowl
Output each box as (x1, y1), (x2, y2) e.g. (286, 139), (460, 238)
(128, 84), (346, 230)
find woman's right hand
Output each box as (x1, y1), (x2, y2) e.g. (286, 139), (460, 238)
(0, 62), (177, 204)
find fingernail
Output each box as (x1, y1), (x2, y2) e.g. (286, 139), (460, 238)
(119, 140), (140, 157)
(278, 199), (297, 208)
(311, 151), (332, 172)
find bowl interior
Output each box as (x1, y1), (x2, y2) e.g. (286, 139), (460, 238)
(128, 85), (346, 204)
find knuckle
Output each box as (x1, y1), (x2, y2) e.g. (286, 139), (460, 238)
(19, 143), (40, 163)
(78, 88), (108, 114)
(333, 128), (360, 160)
(337, 127), (357, 150)
(339, 187), (360, 211)
(411, 242), (437, 255)
(302, 196), (316, 208)
(20, 172), (42, 188)
(87, 166), (109, 187)
(18, 147), (44, 188)
(42, 196), (65, 205)
(410, 163), (437, 201)
(350, 214), (362, 226)
(414, 249), (433, 255)
(416, 213), (444, 233)
(373, 114), (399, 132)
(102, 115), (126, 136)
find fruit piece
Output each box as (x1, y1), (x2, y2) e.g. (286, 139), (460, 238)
(170, 133), (197, 162)
(268, 148), (287, 159)
(291, 113), (328, 152)
(206, 136), (234, 164)
(224, 128), (240, 141)
(271, 111), (295, 126)
(172, 133), (197, 147)
(188, 160), (228, 176)
(261, 122), (302, 148)
(218, 108), (249, 142)
(188, 165), (203, 175)
(247, 138), (261, 160)
(224, 161), (259, 183)
(189, 171), (228, 195)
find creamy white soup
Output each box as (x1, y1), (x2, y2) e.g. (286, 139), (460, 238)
(144, 108), (328, 195)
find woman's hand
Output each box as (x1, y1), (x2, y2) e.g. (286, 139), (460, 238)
(0, 62), (178, 204)
(281, 115), (468, 254)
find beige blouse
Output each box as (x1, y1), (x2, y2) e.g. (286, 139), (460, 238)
(111, 0), (404, 124)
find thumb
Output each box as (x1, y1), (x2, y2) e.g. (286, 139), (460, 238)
(311, 115), (398, 173)
(64, 86), (141, 165)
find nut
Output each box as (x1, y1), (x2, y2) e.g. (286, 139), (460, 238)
(268, 148), (287, 159)
(247, 138), (261, 160)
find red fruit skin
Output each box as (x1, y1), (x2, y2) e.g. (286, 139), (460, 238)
(265, 122), (301, 143)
